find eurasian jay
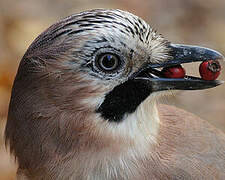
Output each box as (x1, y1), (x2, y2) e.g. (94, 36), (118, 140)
(5, 9), (225, 180)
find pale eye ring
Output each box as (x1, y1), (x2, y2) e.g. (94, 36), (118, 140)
(96, 53), (120, 72)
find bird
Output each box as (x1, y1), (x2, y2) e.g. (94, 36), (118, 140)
(5, 9), (225, 180)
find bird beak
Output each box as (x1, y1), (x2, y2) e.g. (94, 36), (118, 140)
(132, 43), (224, 91)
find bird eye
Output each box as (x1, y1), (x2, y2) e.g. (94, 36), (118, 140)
(96, 53), (120, 72)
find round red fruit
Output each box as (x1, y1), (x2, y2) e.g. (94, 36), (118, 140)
(199, 60), (221, 81)
(162, 65), (186, 78)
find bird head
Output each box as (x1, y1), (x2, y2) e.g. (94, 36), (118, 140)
(6, 9), (224, 170)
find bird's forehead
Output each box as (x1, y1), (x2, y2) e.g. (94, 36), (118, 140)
(61, 9), (161, 51)
(66, 9), (150, 39)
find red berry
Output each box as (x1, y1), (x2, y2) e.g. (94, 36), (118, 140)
(162, 65), (186, 78)
(199, 60), (221, 81)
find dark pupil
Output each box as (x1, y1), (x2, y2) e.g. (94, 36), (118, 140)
(100, 54), (118, 71)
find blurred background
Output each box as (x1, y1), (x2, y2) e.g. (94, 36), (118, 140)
(0, 0), (225, 179)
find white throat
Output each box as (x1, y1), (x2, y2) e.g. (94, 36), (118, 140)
(106, 93), (161, 152)
(124, 94), (160, 145)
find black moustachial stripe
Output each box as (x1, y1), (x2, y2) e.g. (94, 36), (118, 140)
(97, 79), (152, 122)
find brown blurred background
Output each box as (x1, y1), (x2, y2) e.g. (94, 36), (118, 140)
(0, 0), (225, 179)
